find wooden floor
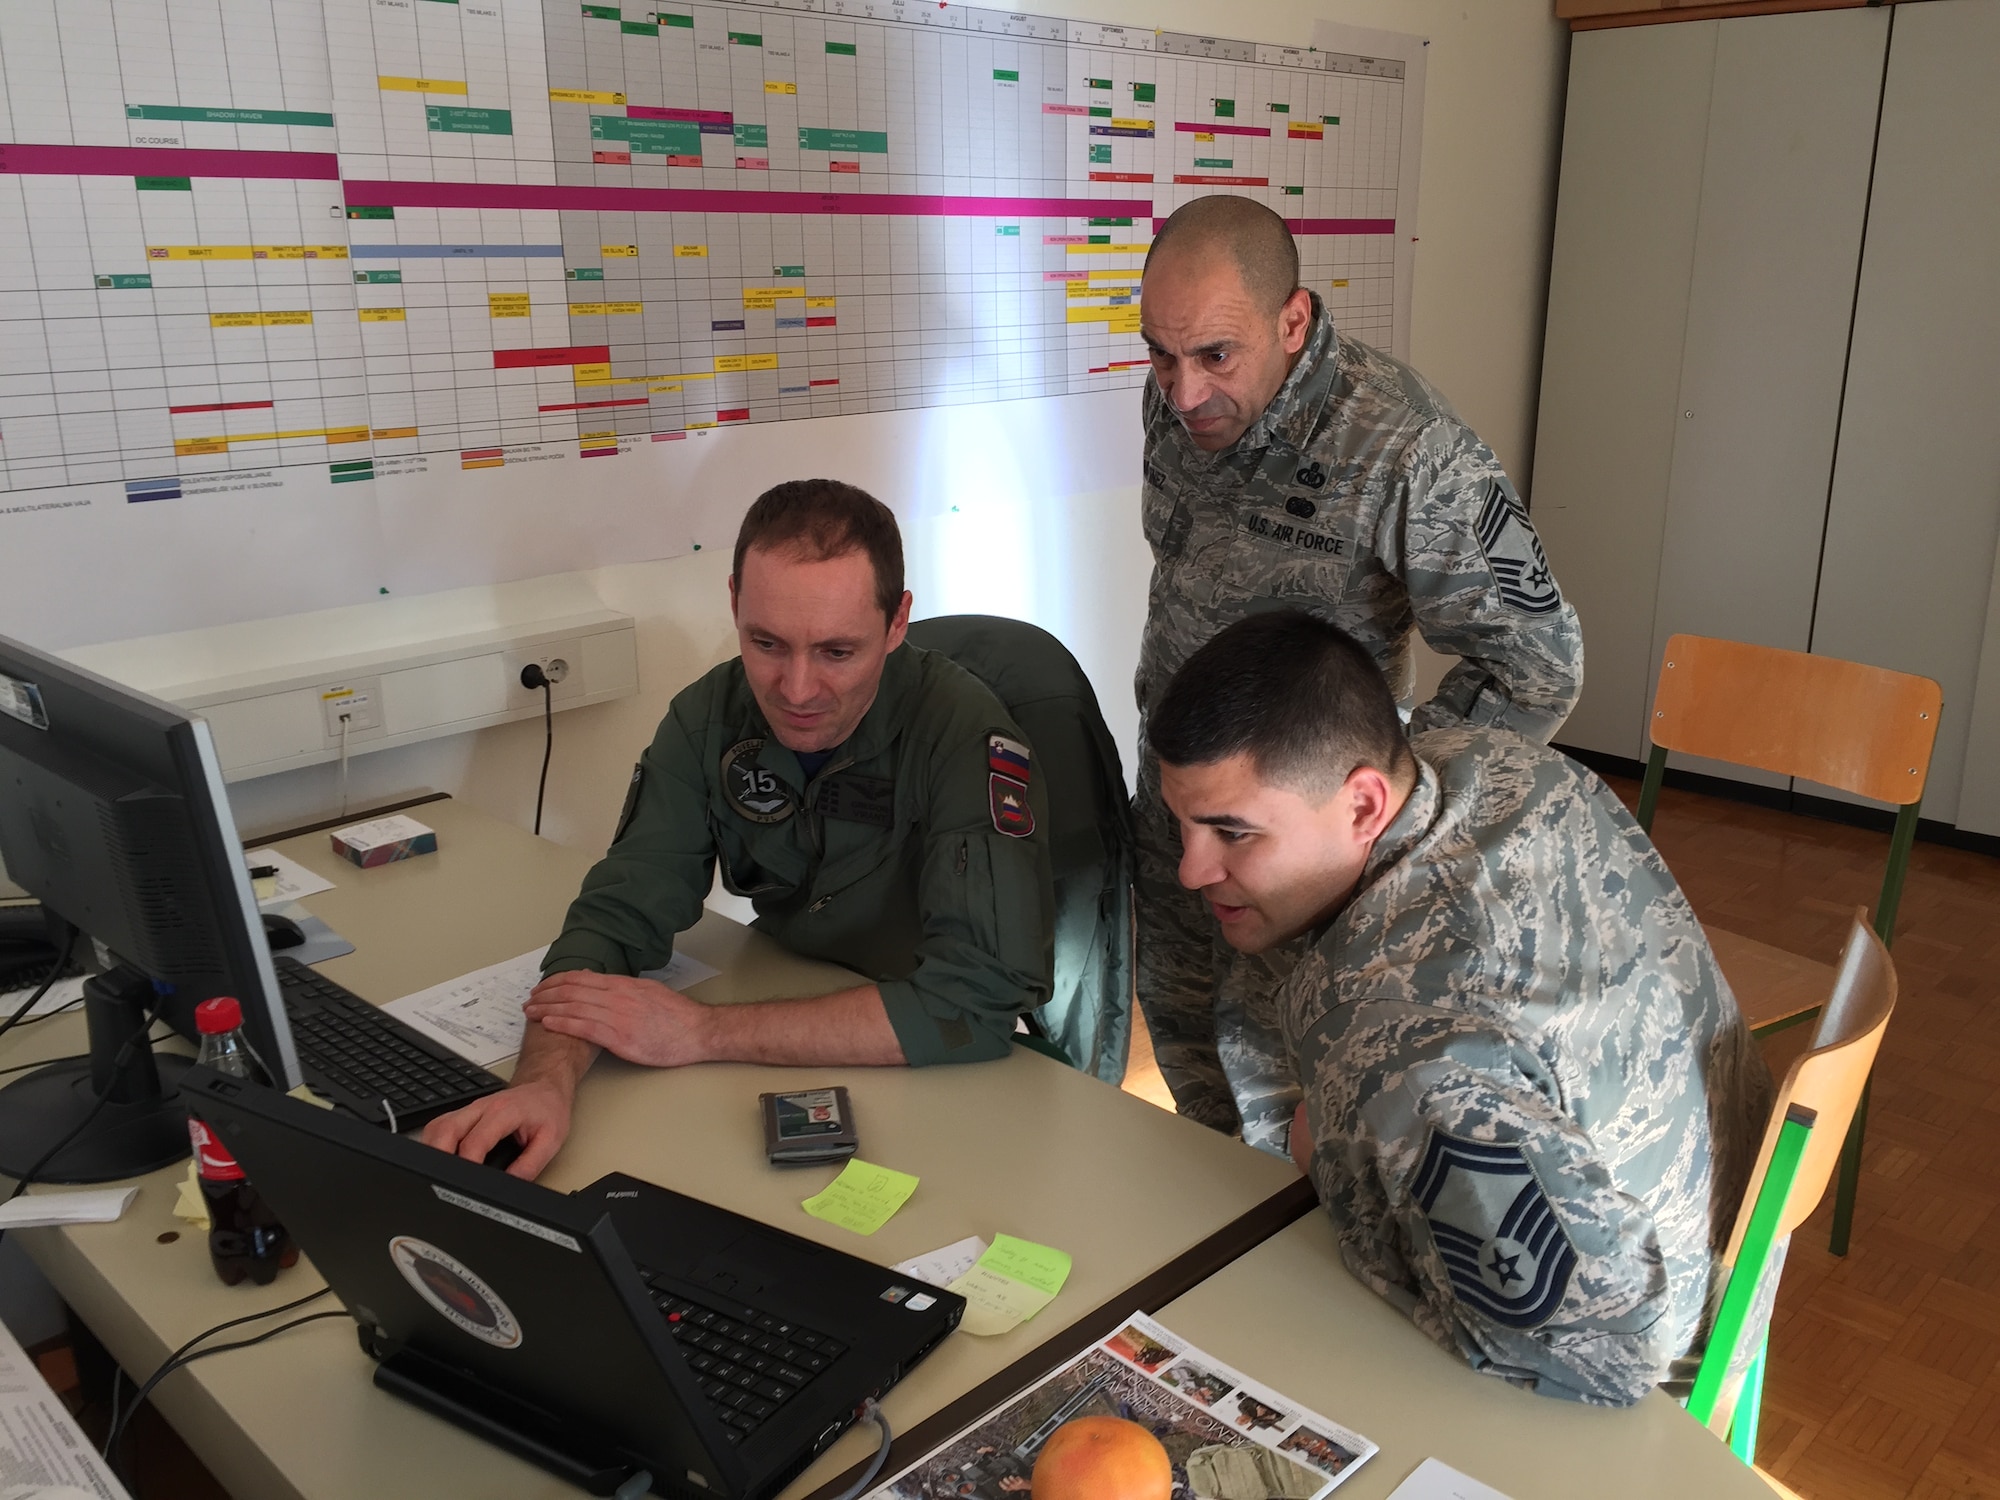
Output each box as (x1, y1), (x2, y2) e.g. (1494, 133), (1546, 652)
(1119, 775), (2000, 1500)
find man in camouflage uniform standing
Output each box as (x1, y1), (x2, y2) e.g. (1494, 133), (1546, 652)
(1135, 196), (1584, 1150)
(1149, 611), (1770, 1405)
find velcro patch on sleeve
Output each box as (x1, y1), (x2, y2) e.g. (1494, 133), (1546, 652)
(1411, 1129), (1578, 1330)
(987, 732), (1031, 783)
(989, 774), (1034, 838)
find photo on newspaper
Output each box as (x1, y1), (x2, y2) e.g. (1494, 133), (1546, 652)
(867, 1312), (1376, 1499)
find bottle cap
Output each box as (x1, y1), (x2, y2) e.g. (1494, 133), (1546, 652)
(194, 996), (244, 1035)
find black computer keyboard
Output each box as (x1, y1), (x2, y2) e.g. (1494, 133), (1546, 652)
(276, 957), (502, 1131)
(642, 1281), (845, 1443)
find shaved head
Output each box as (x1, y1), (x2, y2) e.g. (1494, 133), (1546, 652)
(1145, 196), (1300, 313)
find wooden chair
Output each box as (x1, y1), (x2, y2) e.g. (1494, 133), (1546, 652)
(1635, 633), (1939, 1252)
(1688, 913), (1898, 1468)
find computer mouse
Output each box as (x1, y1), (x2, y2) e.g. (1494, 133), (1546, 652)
(262, 912), (307, 950)
(482, 1135), (525, 1172)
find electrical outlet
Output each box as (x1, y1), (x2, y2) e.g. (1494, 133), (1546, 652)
(503, 642), (585, 707)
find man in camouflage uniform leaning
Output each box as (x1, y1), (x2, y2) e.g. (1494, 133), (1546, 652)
(1148, 610), (1771, 1405)
(1135, 195), (1585, 1150)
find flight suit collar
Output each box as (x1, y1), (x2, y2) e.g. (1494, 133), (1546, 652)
(1233, 292), (1338, 457)
(747, 641), (921, 786)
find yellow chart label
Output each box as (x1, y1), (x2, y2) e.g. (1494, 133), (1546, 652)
(358, 308), (406, 321)
(674, 245), (708, 258)
(1194, 131), (1215, 142)
(489, 293), (531, 317)
(1110, 118), (1153, 130)
(1068, 282), (1138, 298)
(372, 426), (419, 439)
(571, 301), (643, 315)
(1066, 244), (1151, 255)
(805, 296), (836, 309)
(713, 353), (779, 372)
(601, 245), (639, 257)
(210, 311), (313, 327)
(574, 362), (612, 383)
(648, 381), (684, 393)
(1331, 279), (1349, 288)
(550, 88), (625, 104)
(380, 76), (468, 94)
(765, 80), (797, 94)
(1066, 307), (1143, 332)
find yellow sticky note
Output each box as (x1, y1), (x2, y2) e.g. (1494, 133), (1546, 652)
(174, 1161), (210, 1230)
(980, 1234), (1072, 1296)
(801, 1159), (917, 1236)
(947, 1262), (1055, 1337)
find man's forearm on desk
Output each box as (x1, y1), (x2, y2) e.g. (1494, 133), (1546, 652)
(697, 985), (907, 1067)
(512, 1020), (598, 1095)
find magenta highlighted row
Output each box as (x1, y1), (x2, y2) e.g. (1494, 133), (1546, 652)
(343, 179), (1152, 219)
(1146, 215), (1396, 237)
(0, 142), (339, 180)
(1173, 122), (1271, 138)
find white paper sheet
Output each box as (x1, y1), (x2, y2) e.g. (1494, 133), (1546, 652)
(0, 1315), (133, 1499)
(0, 976), (87, 1021)
(244, 849), (336, 906)
(892, 1236), (988, 1290)
(1386, 1459), (1517, 1500)
(0, 1188), (137, 1232)
(382, 949), (724, 1067)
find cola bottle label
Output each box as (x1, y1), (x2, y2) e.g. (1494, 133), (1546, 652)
(189, 1117), (246, 1182)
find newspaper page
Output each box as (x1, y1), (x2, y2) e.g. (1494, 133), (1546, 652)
(867, 1312), (1375, 1499)
(0, 1317), (131, 1500)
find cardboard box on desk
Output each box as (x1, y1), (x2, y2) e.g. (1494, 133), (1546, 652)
(330, 814), (438, 869)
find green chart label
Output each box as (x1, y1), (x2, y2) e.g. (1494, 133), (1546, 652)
(1088, 106), (1111, 118)
(135, 176), (191, 191)
(995, 225), (1019, 236)
(798, 127), (887, 153)
(1131, 82), (1155, 103)
(347, 204), (395, 219)
(568, 267), (605, 280)
(1086, 77), (1111, 90)
(1322, 115), (1340, 125)
(660, 12), (694, 25)
(1088, 144), (1111, 164)
(330, 460), (375, 484)
(1212, 98), (1234, 117)
(1088, 217), (1132, 226)
(427, 106), (512, 135)
(733, 122), (768, 148)
(128, 104), (335, 127)
(1088, 234), (1110, 243)
(728, 31), (761, 45)
(1267, 102), (1290, 113)
(355, 269), (403, 283)
(993, 69), (1018, 81)
(95, 274), (153, 289)
(1193, 158), (1231, 168)
(1281, 185), (1304, 195)
(593, 115), (700, 154)
(774, 265), (805, 277)
(622, 20), (657, 35)
(825, 40), (856, 55)
(581, 4), (618, 16)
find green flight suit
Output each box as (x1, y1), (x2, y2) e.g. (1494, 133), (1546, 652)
(543, 642), (1056, 1066)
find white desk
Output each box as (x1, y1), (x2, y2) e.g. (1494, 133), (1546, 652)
(1152, 1214), (1777, 1500)
(5, 796), (1308, 1499)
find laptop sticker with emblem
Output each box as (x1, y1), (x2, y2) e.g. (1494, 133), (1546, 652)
(389, 1235), (524, 1349)
(721, 737), (794, 823)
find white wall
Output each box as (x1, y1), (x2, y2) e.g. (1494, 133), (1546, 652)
(228, 0), (1572, 853)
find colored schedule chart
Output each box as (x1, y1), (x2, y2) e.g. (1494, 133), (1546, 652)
(0, 0), (1415, 494)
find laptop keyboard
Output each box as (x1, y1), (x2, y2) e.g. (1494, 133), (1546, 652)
(277, 959), (501, 1128)
(642, 1281), (846, 1442)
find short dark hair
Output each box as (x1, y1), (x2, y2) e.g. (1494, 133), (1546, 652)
(1144, 195), (1301, 314)
(733, 479), (905, 621)
(1149, 611), (1413, 801)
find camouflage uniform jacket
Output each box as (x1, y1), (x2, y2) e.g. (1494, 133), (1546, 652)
(543, 644), (1055, 1067)
(1136, 295), (1583, 737)
(1283, 726), (1772, 1406)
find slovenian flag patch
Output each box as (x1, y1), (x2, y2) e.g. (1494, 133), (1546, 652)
(988, 733), (1031, 782)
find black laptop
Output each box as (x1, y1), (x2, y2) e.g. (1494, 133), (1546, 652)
(182, 1067), (964, 1499)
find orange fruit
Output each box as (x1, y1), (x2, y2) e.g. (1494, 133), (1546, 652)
(1031, 1415), (1172, 1500)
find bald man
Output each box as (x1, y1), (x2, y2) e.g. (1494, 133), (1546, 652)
(1133, 195), (1583, 1149)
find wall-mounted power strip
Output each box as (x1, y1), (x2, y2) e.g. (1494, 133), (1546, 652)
(65, 573), (639, 782)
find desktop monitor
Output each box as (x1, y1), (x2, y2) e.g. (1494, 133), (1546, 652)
(0, 632), (300, 1183)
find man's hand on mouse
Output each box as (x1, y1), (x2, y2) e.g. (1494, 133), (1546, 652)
(421, 1078), (572, 1181)
(522, 971), (713, 1068)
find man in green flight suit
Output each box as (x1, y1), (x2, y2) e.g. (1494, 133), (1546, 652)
(424, 479), (1055, 1179)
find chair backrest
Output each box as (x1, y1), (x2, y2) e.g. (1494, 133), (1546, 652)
(1639, 635), (1941, 943)
(1650, 634), (1940, 805)
(1690, 913), (1897, 1435)
(1726, 912), (1898, 1262)
(905, 614), (1135, 1085)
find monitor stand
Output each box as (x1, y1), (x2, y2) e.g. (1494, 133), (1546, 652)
(0, 969), (191, 1184)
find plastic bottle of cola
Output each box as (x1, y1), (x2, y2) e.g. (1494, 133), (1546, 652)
(188, 997), (298, 1286)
